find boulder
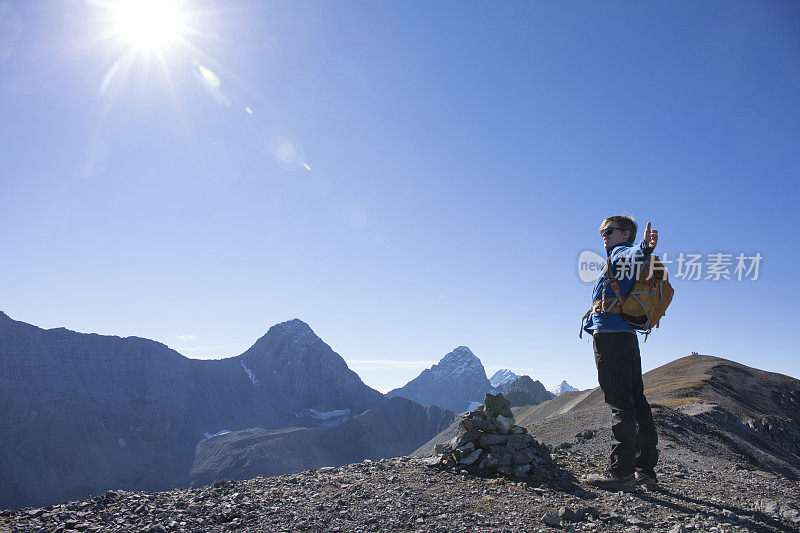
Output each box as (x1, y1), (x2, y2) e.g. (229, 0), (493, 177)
(459, 449), (482, 466)
(494, 414), (514, 434)
(478, 434), (508, 448)
(483, 393), (513, 418)
(512, 448), (535, 465)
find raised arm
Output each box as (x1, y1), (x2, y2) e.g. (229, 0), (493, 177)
(609, 221), (658, 278)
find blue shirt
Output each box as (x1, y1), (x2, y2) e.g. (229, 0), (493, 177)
(583, 240), (653, 334)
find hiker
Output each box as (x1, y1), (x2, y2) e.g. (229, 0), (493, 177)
(581, 216), (660, 492)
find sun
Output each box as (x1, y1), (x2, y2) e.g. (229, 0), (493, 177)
(106, 0), (187, 53)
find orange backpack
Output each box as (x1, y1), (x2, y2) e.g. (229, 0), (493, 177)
(580, 254), (675, 341)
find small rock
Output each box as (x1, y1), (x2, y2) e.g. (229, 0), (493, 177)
(459, 449), (483, 466)
(461, 418), (495, 432)
(481, 452), (501, 470)
(512, 448), (535, 465)
(559, 506), (576, 522)
(478, 433), (507, 448)
(455, 442), (476, 458)
(542, 510), (561, 526)
(760, 499), (782, 516)
(497, 465), (514, 476)
(575, 506), (601, 520)
(513, 464), (532, 478)
(781, 508), (800, 524)
(494, 415), (514, 434)
(506, 435), (529, 450)
(421, 456), (441, 466)
(449, 429), (480, 450)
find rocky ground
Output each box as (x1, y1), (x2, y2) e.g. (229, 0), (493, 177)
(3, 443), (800, 533)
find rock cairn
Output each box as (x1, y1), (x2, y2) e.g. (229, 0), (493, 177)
(431, 393), (551, 478)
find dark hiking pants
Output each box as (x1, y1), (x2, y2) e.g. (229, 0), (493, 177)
(592, 331), (658, 476)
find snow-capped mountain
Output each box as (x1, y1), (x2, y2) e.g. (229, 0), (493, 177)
(549, 380), (578, 396)
(489, 369), (518, 390)
(386, 346), (494, 413)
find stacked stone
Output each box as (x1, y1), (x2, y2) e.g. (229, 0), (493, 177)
(433, 393), (550, 478)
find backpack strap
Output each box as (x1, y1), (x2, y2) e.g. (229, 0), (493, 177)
(579, 308), (592, 339)
(605, 257), (624, 301)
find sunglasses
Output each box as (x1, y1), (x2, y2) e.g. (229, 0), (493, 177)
(600, 226), (622, 237)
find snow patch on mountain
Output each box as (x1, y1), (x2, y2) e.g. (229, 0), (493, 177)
(241, 361), (259, 387)
(296, 408), (351, 427)
(203, 430), (232, 439)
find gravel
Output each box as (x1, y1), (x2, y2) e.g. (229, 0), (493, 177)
(2, 443), (799, 532)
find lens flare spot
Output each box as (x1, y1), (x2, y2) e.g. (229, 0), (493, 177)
(269, 136), (298, 164)
(99, 55), (124, 96)
(197, 64), (220, 87)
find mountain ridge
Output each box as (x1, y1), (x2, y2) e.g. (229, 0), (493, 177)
(0, 311), (385, 509)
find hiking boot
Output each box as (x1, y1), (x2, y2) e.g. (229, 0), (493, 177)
(582, 470), (635, 492)
(635, 469), (659, 490)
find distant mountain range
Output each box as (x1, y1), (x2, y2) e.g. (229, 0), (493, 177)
(0, 311), (441, 509)
(388, 356), (565, 413)
(491, 369), (576, 397)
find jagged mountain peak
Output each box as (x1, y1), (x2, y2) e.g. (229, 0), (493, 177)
(245, 318), (321, 355)
(386, 346), (494, 413)
(268, 318), (314, 335)
(444, 345), (476, 358)
(438, 346), (480, 367)
(489, 369), (518, 388)
(237, 318), (384, 414)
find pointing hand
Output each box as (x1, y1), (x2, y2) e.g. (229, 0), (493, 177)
(644, 221), (658, 251)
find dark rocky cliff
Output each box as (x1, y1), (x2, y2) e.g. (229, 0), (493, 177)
(503, 376), (555, 407)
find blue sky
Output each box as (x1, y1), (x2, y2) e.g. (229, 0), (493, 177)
(1, 1), (798, 393)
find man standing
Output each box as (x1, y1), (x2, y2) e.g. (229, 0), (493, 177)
(582, 215), (660, 492)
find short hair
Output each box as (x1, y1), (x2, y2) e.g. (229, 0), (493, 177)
(601, 214), (637, 243)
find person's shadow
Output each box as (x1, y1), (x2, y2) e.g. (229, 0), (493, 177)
(546, 471), (793, 531)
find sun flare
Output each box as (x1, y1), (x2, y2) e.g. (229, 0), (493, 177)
(107, 0), (187, 52)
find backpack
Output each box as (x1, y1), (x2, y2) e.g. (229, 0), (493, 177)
(580, 254), (675, 341)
